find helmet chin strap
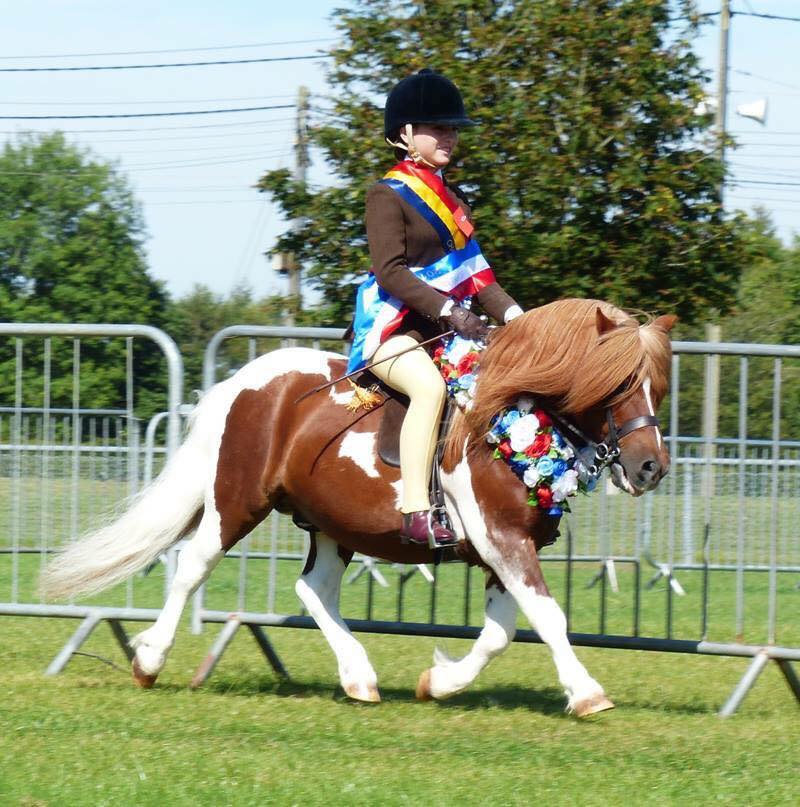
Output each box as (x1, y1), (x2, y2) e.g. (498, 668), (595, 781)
(385, 123), (438, 169)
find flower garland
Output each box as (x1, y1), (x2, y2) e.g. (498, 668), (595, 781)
(434, 334), (596, 515)
(433, 334), (482, 410)
(487, 401), (596, 515)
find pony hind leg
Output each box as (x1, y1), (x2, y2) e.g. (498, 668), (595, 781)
(416, 576), (517, 700)
(131, 507), (225, 687)
(295, 533), (380, 703)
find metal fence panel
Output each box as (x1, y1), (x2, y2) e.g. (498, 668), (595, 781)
(191, 328), (800, 713)
(0, 324), (183, 619)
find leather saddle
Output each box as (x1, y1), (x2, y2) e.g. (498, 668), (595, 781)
(355, 370), (408, 468)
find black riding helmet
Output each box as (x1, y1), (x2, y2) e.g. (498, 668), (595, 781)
(384, 68), (476, 139)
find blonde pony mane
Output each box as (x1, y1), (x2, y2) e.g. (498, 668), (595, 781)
(445, 298), (673, 462)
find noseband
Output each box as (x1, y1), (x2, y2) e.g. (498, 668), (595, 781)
(552, 408), (661, 478)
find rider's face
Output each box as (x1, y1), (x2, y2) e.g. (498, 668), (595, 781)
(403, 124), (459, 168)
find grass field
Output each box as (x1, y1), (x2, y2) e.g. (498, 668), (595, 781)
(1, 615), (799, 806)
(2, 470), (799, 806)
(2, 547), (799, 806)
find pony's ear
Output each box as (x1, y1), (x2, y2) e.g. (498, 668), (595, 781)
(652, 314), (678, 333)
(595, 307), (617, 335)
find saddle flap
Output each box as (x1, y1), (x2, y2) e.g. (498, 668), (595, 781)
(350, 370), (407, 469)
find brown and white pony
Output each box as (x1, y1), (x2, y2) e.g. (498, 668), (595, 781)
(42, 299), (675, 717)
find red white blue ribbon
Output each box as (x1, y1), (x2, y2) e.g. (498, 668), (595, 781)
(347, 164), (495, 372)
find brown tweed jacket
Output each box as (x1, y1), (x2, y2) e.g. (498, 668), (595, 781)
(365, 176), (517, 344)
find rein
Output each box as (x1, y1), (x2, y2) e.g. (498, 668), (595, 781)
(549, 409), (661, 477)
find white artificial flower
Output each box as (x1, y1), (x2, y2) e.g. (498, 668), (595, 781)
(517, 395), (536, 415)
(455, 390), (471, 409)
(551, 469), (579, 502)
(508, 412), (541, 452)
(446, 336), (477, 366)
(523, 465), (541, 488)
(486, 429), (500, 444)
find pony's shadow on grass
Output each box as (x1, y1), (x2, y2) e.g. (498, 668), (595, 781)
(100, 674), (716, 717)
(620, 695), (718, 716)
(201, 674), (567, 716)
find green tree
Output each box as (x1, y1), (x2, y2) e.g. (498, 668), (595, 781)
(259, 0), (746, 326)
(165, 283), (289, 392)
(0, 132), (169, 418)
(669, 214), (800, 439)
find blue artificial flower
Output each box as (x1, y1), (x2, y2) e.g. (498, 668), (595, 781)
(537, 456), (555, 477)
(548, 506), (563, 517)
(500, 409), (521, 430)
(509, 455), (530, 476)
(459, 373), (475, 390)
(551, 459), (567, 478)
(552, 429), (566, 449)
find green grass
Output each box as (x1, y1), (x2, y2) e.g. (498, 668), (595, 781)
(1, 614), (798, 806)
(2, 489), (799, 805)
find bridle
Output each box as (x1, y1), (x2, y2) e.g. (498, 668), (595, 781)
(550, 407), (661, 478)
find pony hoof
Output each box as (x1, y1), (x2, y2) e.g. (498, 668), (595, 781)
(343, 682), (381, 703)
(415, 669), (433, 701)
(131, 657), (158, 689)
(574, 694), (615, 717)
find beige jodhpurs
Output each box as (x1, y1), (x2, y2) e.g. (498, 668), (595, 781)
(369, 335), (447, 514)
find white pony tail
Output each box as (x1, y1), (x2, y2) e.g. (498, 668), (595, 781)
(40, 413), (209, 601)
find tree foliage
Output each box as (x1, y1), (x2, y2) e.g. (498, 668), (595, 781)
(165, 284), (291, 393)
(672, 216), (800, 439)
(0, 133), (169, 418)
(259, 0), (747, 326)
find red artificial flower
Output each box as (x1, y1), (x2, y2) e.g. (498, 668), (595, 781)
(536, 410), (553, 428)
(498, 440), (513, 460)
(434, 346), (445, 359)
(536, 486), (554, 509)
(457, 352), (479, 375)
(525, 432), (552, 458)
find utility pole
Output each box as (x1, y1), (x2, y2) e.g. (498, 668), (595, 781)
(715, 0), (731, 204)
(275, 86), (309, 327)
(701, 2), (730, 502)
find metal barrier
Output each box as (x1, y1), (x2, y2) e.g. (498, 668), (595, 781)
(2, 323), (797, 714)
(191, 328), (800, 716)
(0, 323), (184, 671)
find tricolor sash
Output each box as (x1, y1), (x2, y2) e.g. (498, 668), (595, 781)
(347, 163), (496, 372)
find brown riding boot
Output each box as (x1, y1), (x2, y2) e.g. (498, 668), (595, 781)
(400, 510), (458, 548)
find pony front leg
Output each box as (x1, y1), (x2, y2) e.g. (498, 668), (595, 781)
(130, 512), (224, 687)
(498, 549), (614, 716)
(443, 452), (613, 716)
(295, 533), (380, 703)
(416, 578), (517, 700)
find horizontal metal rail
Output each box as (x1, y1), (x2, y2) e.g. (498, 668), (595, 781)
(197, 609), (800, 662)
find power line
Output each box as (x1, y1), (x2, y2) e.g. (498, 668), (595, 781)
(731, 131), (800, 137)
(0, 54), (331, 73)
(59, 125), (294, 145)
(733, 10), (800, 23)
(0, 104), (294, 121)
(735, 179), (800, 187)
(145, 199), (268, 206)
(0, 117), (295, 135)
(0, 151), (291, 176)
(0, 38), (335, 60)
(0, 94), (295, 107)
(733, 69), (800, 92)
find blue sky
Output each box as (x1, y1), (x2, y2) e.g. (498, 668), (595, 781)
(1, 1), (798, 302)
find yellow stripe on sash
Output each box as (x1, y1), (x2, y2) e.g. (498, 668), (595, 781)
(383, 170), (466, 250)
